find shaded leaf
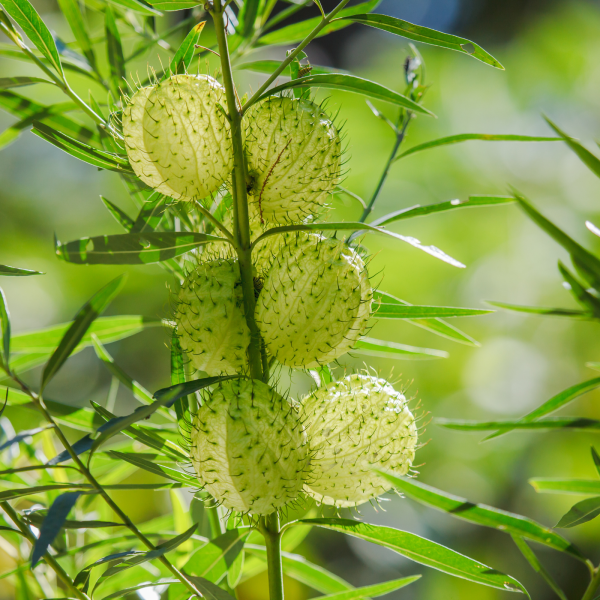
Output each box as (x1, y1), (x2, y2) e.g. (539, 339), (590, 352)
(238, 0), (259, 37)
(393, 134), (558, 162)
(319, 576), (421, 599)
(437, 417), (600, 432)
(302, 519), (528, 594)
(236, 60), (342, 76)
(105, 6), (126, 96)
(56, 0), (95, 68)
(154, 375), (238, 405)
(338, 14), (502, 69)
(25, 512), (123, 529)
(376, 471), (584, 560)
(106, 450), (197, 485)
(0, 426), (48, 451)
(375, 303), (492, 319)
(254, 73), (433, 116)
(1, 0), (64, 76)
(101, 196), (135, 230)
(353, 337), (448, 360)
(0, 264), (43, 276)
(41, 275), (126, 391)
(592, 447), (600, 476)
(73, 550), (143, 592)
(170, 331), (189, 423)
(530, 479), (600, 495)
(556, 497), (600, 528)
(0, 288), (9, 365)
(0, 76), (54, 88)
(55, 231), (226, 265)
(558, 262), (600, 317)
(169, 20), (205, 75)
(487, 301), (590, 319)
(31, 492), (81, 567)
(185, 576), (236, 600)
(131, 193), (168, 233)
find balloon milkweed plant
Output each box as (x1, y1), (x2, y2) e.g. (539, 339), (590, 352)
(0, 0), (582, 599)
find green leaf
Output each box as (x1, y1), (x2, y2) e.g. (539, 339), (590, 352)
(393, 134), (559, 162)
(374, 291), (479, 346)
(0, 288), (10, 366)
(1, 0), (64, 76)
(371, 196), (515, 226)
(256, 222), (465, 268)
(31, 492), (81, 567)
(254, 73), (434, 116)
(0, 264), (43, 276)
(25, 512), (123, 529)
(0, 484), (92, 501)
(170, 332), (189, 423)
(238, 0), (259, 37)
(487, 301), (591, 319)
(338, 14), (502, 69)
(73, 550), (144, 592)
(109, 0), (162, 16)
(302, 519), (528, 594)
(105, 6), (126, 96)
(32, 122), (131, 172)
(98, 580), (179, 600)
(556, 497), (600, 528)
(131, 193), (168, 233)
(511, 536), (568, 600)
(319, 576), (421, 600)
(55, 231), (226, 265)
(437, 417), (600, 432)
(40, 276), (126, 391)
(236, 60), (342, 77)
(375, 303), (492, 319)
(169, 20), (205, 76)
(153, 375), (238, 405)
(530, 479), (600, 495)
(592, 447), (600, 476)
(101, 196), (135, 231)
(558, 262), (600, 317)
(0, 76), (54, 89)
(484, 376), (600, 440)
(376, 471), (584, 561)
(185, 576), (237, 600)
(56, 0), (95, 68)
(258, 0), (381, 46)
(544, 116), (600, 179)
(146, 0), (198, 10)
(513, 192), (600, 289)
(353, 337), (448, 360)
(106, 450), (197, 485)
(0, 426), (49, 451)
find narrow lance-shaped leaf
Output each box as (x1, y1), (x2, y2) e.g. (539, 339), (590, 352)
(130, 193), (168, 233)
(375, 303), (492, 319)
(171, 331), (189, 422)
(301, 519), (528, 594)
(0, 76), (54, 89)
(236, 60), (343, 77)
(436, 417), (600, 432)
(375, 470), (584, 561)
(0, 426), (49, 451)
(55, 231), (227, 265)
(169, 20), (205, 76)
(1, 0), (64, 77)
(393, 133), (560, 161)
(105, 6), (126, 97)
(353, 337), (448, 360)
(558, 262), (600, 317)
(337, 13), (503, 69)
(31, 492), (81, 567)
(109, 0), (162, 16)
(0, 288), (10, 365)
(56, 0), (96, 68)
(238, 0), (259, 37)
(319, 576), (422, 600)
(487, 301), (591, 319)
(101, 196), (135, 230)
(530, 479), (600, 495)
(0, 264), (43, 276)
(253, 73), (434, 116)
(41, 275), (126, 391)
(511, 536), (568, 600)
(556, 497), (600, 528)
(591, 447), (600, 476)
(106, 450), (197, 485)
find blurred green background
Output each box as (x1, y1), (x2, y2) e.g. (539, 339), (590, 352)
(2, 0), (600, 598)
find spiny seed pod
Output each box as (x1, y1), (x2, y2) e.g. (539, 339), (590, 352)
(189, 378), (309, 515)
(301, 374), (418, 507)
(175, 258), (250, 376)
(123, 74), (233, 203)
(244, 96), (342, 223)
(255, 234), (372, 368)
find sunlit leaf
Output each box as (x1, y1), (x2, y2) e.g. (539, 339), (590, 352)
(0, 288), (10, 365)
(353, 337), (448, 360)
(437, 417), (600, 432)
(131, 193), (168, 233)
(106, 450), (197, 485)
(110, 0), (162, 15)
(55, 231), (226, 265)
(147, 0), (200, 10)
(101, 196), (135, 231)
(105, 6), (126, 96)
(41, 275), (126, 391)
(1, 0), (64, 76)
(530, 479), (600, 495)
(56, 0), (95, 68)
(254, 73), (434, 116)
(556, 497), (600, 528)
(302, 519), (528, 594)
(375, 303), (492, 319)
(376, 471), (584, 560)
(338, 14), (503, 69)
(170, 332), (189, 423)
(393, 134), (558, 162)
(511, 536), (568, 600)
(185, 576), (237, 600)
(73, 550), (144, 593)
(0, 264), (43, 276)
(169, 20), (205, 75)
(487, 301), (591, 319)
(31, 492), (81, 567)
(319, 576), (421, 599)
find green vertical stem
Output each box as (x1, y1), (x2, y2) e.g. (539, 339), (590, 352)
(211, 1), (263, 381)
(582, 566), (600, 600)
(1, 501), (90, 600)
(261, 513), (284, 600)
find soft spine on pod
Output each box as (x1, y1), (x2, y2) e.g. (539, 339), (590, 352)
(189, 378), (309, 515)
(244, 96), (342, 223)
(301, 374), (418, 507)
(175, 258), (250, 376)
(122, 74), (233, 204)
(254, 233), (372, 368)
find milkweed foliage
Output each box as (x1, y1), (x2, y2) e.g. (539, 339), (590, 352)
(0, 0), (596, 599)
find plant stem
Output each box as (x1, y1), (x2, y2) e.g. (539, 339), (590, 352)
(1, 501), (90, 600)
(261, 513), (284, 600)
(582, 565), (600, 600)
(211, 0), (264, 381)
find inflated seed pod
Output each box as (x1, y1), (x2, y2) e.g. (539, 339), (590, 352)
(123, 74), (233, 203)
(302, 374), (418, 507)
(189, 378), (309, 515)
(175, 259), (250, 376)
(244, 96), (342, 223)
(254, 233), (372, 368)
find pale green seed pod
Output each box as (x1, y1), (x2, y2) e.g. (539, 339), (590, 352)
(190, 378), (309, 515)
(301, 374), (418, 507)
(244, 96), (342, 223)
(255, 234), (372, 368)
(175, 259), (250, 376)
(123, 74), (233, 203)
